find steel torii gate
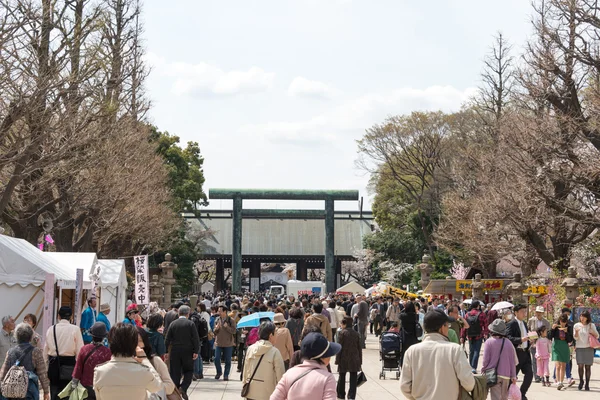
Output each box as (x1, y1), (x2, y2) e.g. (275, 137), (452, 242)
(209, 189), (359, 293)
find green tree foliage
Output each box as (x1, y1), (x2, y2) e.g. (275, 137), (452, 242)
(149, 127), (208, 212)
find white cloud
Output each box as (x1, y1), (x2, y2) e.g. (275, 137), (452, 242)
(287, 76), (340, 98)
(145, 52), (275, 96)
(242, 85), (476, 146)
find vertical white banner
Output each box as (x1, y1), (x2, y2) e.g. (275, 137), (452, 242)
(134, 255), (149, 305)
(42, 273), (55, 348)
(74, 268), (84, 325)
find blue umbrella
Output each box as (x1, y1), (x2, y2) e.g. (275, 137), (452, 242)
(237, 312), (275, 328)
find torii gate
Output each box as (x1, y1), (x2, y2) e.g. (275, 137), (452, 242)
(209, 189), (359, 293)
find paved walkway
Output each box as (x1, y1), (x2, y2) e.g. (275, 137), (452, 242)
(189, 333), (600, 399)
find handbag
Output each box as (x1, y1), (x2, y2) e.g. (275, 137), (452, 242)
(166, 386), (183, 400)
(241, 354), (264, 397)
(484, 338), (505, 387)
(590, 333), (600, 349)
(357, 370), (367, 387)
(53, 325), (75, 381)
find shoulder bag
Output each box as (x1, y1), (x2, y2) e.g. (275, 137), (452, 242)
(589, 326), (600, 349)
(241, 354), (264, 397)
(484, 338), (505, 387)
(54, 324), (75, 381)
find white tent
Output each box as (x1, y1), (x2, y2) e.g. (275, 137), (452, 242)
(44, 252), (97, 289)
(337, 281), (367, 294)
(94, 259), (128, 327)
(0, 235), (71, 332)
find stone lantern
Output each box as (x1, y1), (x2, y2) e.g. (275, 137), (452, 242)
(149, 275), (163, 304)
(159, 254), (178, 309)
(505, 272), (526, 304)
(471, 273), (485, 301)
(561, 266), (580, 305)
(417, 254), (434, 290)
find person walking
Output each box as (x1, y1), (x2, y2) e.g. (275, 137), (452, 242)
(270, 332), (340, 400)
(0, 323), (50, 400)
(535, 326), (552, 387)
(399, 301), (420, 363)
(80, 297), (97, 344)
(551, 313), (573, 390)
(326, 301), (339, 341)
(335, 317), (362, 400)
(527, 305), (550, 383)
(0, 316), (16, 366)
(465, 301), (488, 373)
(285, 308), (304, 352)
(400, 309), (475, 400)
(481, 319), (517, 400)
(138, 326), (176, 400)
(146, 313), (167, 358)
(505, 304), (534, 400)
(97, 303), (112, 332)
(214, 305), (237, 381)
(93, 323), (163, 399)
(273, 313), (294, 370)
(165, 305), (200, 399)
(23, 313), (43, 349)
(242, 321), (285, 400)
(72, 322), (112, 400)
(45, 306), (84, 400)
(385, 298), (401, 330)
(573, 310), (598, 391)
(354, 296), (369, 349)
(305, 303), (332, 342)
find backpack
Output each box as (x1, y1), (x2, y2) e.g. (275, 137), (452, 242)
(1, 346), (34, 399)
(466, 312), (482, 337)
(190, 312), (209, 339)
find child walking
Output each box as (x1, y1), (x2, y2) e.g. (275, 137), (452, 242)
(536, 326), (552, 386)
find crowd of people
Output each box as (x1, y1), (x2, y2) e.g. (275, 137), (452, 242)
(0, 291), (598, 400)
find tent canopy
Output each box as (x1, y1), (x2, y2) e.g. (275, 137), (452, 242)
(337, 281), (366, 294)
(0, 235), (71, 286)
(95, 259), (127, 289)
(44, 252), (97, 289)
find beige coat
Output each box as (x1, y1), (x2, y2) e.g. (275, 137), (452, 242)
(93, 356), (163, 400)
(150, 355), (176, 396)
(273, 327), (294, 362)
(400, 333), (475, 400)
(242, 340), (285, 400)
(305, 314), (332, 341)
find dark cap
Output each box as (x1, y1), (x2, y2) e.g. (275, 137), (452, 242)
(301, 332), (341, 360)
(90, 322), (108, 339)
(423, 309), (456, 333)
(58, 306), (72, 319)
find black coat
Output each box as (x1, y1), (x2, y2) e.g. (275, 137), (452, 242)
(399, 312), (420, 358)
(165, 317), (200, 354)
(505, 319), (530, 350)
(335, 327), (362, 373)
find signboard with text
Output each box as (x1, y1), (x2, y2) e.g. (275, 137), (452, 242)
(134, 255), (149, 305)
(455, 279), (504, 292)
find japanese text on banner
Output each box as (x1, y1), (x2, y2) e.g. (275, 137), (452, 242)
(134, 255), (149, 305)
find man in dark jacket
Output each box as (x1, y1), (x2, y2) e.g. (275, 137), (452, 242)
(165, 305), (200, 400)
(354, 296), (369, 349)
(505, 304), (533, 400)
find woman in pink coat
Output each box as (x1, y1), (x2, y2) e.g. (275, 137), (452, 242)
(270, 332), (340, 400)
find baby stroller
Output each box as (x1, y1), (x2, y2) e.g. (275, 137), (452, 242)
(379, 331), (402, 379)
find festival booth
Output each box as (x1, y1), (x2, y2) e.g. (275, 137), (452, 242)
(337, 281), (367, 295)
(44, 252), (96, 322)
(94, 259), (128, 327)
(0, 235), (72, 335)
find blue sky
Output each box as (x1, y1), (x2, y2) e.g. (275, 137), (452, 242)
(143, 0), (533, 211)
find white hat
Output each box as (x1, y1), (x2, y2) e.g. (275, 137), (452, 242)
(535, 306), (545, 313)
